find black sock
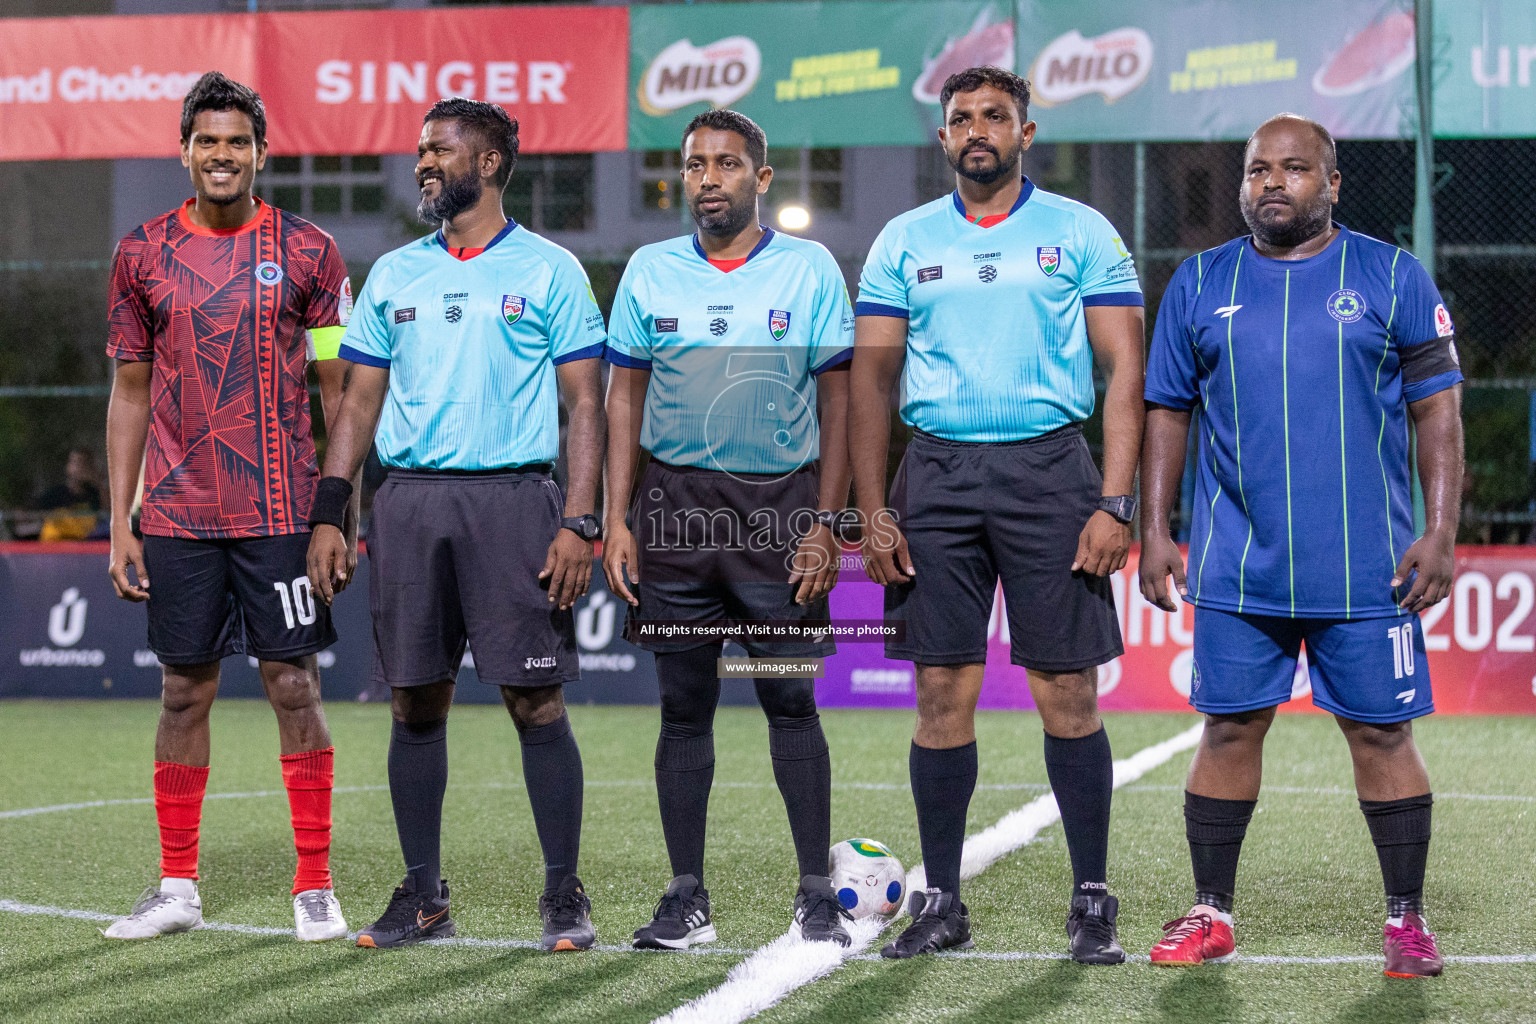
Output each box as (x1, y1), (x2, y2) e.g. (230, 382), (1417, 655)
(517, 712), (584, 894)
(1360, 794), (1432, 917)
(655, 646), (721, 883)
(388, 717), (448, 896)
(910, 741), (977, 897)
(1185, 791), (1257, 914)
(760, 678), (831, 880)
(655, 733), (715, 881)
(1043, 727), (1114, 898)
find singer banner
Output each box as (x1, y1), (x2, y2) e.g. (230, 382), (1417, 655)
(0, 7), (628, 161)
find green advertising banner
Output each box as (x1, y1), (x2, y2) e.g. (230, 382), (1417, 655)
(628, 0), (1014, 149)
(1435, 0), (1536, 138)
(1015, 0), (1417, 141)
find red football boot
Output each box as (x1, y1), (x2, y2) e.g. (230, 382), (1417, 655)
(1149, 911), (1236, 966)
(1384, 913), (1443, 978)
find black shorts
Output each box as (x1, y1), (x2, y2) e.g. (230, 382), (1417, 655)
(368, 468), (578, 688)
(142, 532), (336, 665)
(623, 459), (834, 657)
(883, 426), (1122, 671)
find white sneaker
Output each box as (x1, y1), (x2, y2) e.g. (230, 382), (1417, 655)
(294, 888), (348, 941)
(102, 885), (203, 939)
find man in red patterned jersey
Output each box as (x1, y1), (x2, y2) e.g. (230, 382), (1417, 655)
(102, 72), (354, 942)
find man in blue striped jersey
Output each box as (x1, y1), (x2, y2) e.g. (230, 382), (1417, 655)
(1140, 114), (1463, 977)
(305, 99), (606, 952)
(603, 109), (855, 949)
(851, 67), (1146, 963)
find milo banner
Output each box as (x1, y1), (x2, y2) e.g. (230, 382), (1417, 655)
(628, 0), (1014, 149)
(1014, 0), (1417, 141)
(1434, 0), (1536, 138)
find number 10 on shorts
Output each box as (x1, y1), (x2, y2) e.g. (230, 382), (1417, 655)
(274, 577), (317, 630)
(1387, 622), (1416, 680)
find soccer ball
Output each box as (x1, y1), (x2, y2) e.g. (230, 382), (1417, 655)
(828, 838), (905, 919)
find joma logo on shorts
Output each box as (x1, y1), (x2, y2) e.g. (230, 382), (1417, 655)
(525, 655), (558, 670)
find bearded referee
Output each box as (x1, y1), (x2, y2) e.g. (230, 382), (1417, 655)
(851, 67), (1144, 963)
(307, 99), (606, 951)
(1141, 115), (1462, 978)
(603, 110), (854, 949)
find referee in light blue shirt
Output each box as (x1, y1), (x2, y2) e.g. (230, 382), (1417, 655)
(305, 99), (605, 953)
(602, 109), (855, 951)
(850, 67), (1146, 963)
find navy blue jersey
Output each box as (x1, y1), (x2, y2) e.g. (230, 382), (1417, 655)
(1146, 225), (1461, 618)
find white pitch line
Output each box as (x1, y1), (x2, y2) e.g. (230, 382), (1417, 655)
(653, 722), (1206, 1024)
(0, 785), (390, 820)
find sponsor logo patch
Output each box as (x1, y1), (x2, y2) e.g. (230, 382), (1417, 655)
(1434, 303), (1454, 337)
(445, 305), (463, 324)
(655, 318), (679, 333)
(255, 261), (283, 286)
(1216, 305), (1242, 318)
(525, 655), (559, 670)
(917, 266), (942, 283)
(768, 308), (791, 340)
(978, 264), (998, 284)
(339, 277), (353, 326)
(1327, 288), (1366, 323)
(709, 317), (729, 336)
(394, 307), (416, 324)
(1037, 247), (1061, 276)
(502, 294), (525, 325)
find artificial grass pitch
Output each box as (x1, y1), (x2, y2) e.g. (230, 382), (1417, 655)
(0, 701), (1531, 1024)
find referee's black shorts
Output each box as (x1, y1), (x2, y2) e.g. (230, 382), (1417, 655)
(367, 467), (578, 688)
(622, 459), (835, 658)
(883, 425), (1123, 672)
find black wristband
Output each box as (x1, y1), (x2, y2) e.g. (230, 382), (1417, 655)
(308, 476), (353, 532)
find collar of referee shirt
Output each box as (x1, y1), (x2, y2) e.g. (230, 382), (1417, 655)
(692, 226), (776, 268)
(952, 175), (1035, 228)
(434, 217), (518, 258)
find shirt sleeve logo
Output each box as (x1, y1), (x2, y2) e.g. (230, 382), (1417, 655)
(1434, 303), (1454, 337)
(502, 294), (525, 325)
(255, 261), (284, 286)
(394, 307), (416, 324)
(768, 309), (791, 340)
(1036, 247), (1060, 276)
(339, 277), (353, 326)
(917, 266), (943, 283)
(1327, 288), (1366, 323)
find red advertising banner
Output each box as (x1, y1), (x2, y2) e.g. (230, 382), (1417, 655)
(0, 8), (628, 161)
(0, 14), (257, 160)
(821, 546), (1536, 715)
(258, 7), (628, 156)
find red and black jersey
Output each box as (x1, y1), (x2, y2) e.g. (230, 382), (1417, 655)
(107, 199), (351, 539)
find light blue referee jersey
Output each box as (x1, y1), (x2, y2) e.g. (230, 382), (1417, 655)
(605, 228), (853, 475)
(857, 177), (1142, 442)
(340, 220), (605, 470)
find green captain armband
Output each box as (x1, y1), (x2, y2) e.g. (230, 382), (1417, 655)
(307, 326), (346, 362)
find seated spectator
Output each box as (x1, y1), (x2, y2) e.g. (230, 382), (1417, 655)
(34, 448), (102, 513)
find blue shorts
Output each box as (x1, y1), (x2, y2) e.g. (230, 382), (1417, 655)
(1190, 606), (1433, 724)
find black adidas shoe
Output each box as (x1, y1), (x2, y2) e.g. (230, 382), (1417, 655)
(880, 889), (972, 959)
(633, 874), (716, 950)
(539, 874), (596, 951)
(356, 878), (454, 948)
(1066, 892), (1126, 965)
(791, 875), (852, 947)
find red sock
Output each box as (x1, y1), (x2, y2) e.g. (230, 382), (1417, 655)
(154, 761), (209, 881)
(281, 747), (335, 893)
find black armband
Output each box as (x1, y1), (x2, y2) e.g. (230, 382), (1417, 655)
(308, 476), (353, 532)
(1400, 335), (1460, 384)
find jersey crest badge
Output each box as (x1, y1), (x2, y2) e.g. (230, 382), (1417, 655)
(1037, 247), (1060, 276)
(1327, 289), (1366, 323)
(768, 309), (791, 340)
(502, 294), (526, 325)
(255, 261), (284, 286)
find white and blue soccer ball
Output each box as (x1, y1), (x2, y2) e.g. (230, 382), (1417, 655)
(828, 839), (905, 919)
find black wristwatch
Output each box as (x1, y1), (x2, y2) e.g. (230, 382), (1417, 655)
(813, 510), (839, 532)
(1096, 495), (1137, 525)
(561, 514), (601, 541)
